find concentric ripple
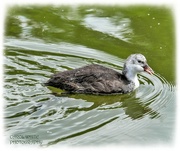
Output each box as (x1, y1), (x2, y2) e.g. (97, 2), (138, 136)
(4, 38), (175, 146)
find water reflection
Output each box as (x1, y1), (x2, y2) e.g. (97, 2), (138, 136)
(83, 14), (133, 42)
(48, 87), (160, 120)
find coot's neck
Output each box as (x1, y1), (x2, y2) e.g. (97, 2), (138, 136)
(122, 64), (139, 89)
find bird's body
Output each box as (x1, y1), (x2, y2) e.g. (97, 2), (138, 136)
(46, 64), (134, 94)
(45, 54), (154, 94)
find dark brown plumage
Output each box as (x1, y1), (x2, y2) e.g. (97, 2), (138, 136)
(45, 64), (134, 94)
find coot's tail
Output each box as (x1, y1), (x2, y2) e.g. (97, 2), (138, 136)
(42, 82), (49, 86)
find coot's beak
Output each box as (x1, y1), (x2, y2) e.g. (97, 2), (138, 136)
(144, 64), (154, 75)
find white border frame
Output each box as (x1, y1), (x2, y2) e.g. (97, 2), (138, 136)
(1, 0), (179, 151)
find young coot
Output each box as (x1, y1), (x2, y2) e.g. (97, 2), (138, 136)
(45, 54), (154, 94)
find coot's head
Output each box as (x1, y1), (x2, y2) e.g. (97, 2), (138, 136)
(123, 54), (154, 76)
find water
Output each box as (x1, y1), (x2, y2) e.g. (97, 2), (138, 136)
(4, 5), (175, 146)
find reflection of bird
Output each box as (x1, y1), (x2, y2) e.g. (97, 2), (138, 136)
(45, 54), (154, 94)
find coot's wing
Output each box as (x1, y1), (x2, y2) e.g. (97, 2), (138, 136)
(45, 65), (108, 91)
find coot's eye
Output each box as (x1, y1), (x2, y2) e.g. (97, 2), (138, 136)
(138, 60), (144, 64)
(138, 60), (142, 63)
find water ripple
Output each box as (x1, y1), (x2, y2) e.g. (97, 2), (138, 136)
(4, 38), (175, 145)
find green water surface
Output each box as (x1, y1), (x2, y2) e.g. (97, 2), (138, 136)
(4, 5), (175, 146)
